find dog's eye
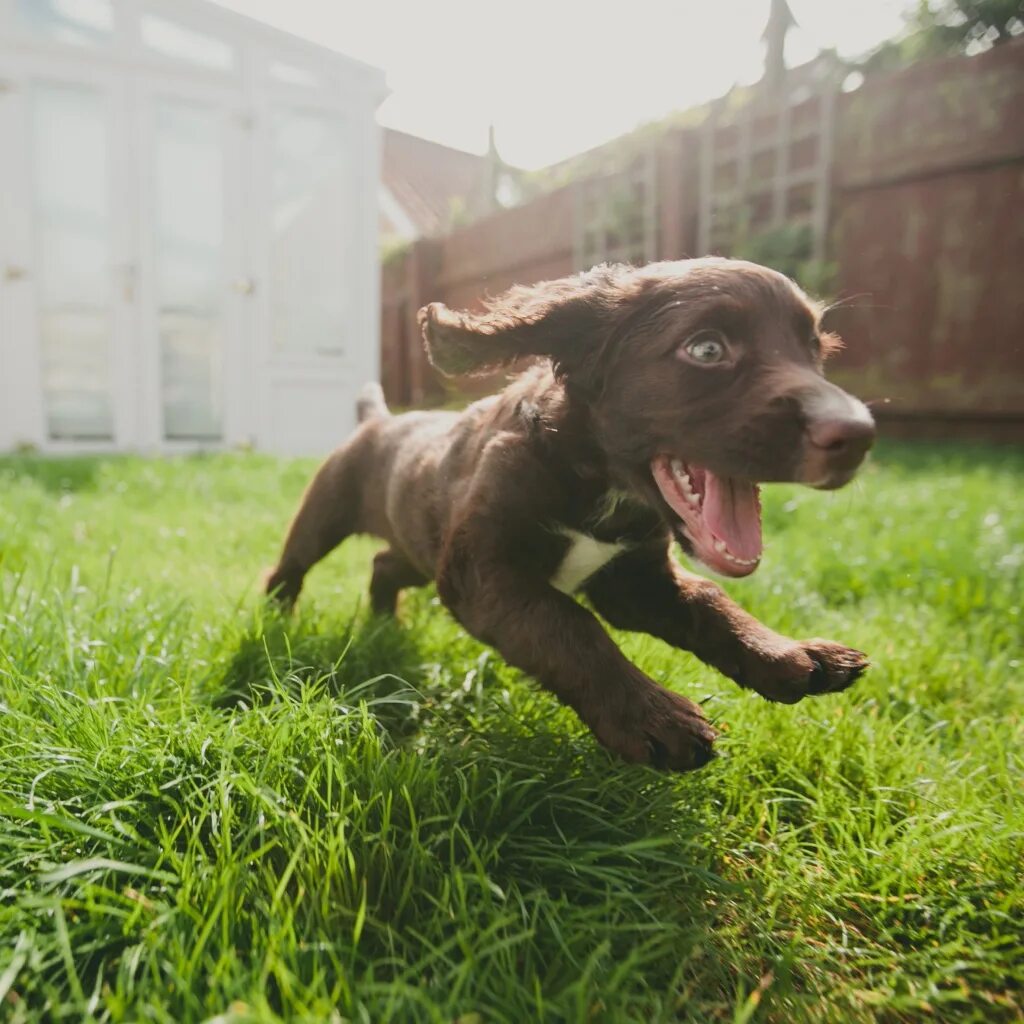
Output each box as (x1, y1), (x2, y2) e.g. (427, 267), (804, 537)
(681, 331), (727, 365)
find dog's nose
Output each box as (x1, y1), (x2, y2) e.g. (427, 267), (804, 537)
(798, 386), (876, 487)
(807, 415), (876, 459)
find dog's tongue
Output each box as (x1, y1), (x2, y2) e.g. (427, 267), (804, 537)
(702, 472), (762, 561)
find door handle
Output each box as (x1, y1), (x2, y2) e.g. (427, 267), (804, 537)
(4, 265), (28, 282)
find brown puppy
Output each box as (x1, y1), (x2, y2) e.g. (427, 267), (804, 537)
(266, 258), (875, 771)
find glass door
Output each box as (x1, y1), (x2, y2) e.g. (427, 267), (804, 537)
(153, 97), (226, 440)
(136, 79), (247, 446)
(252, 77), (364, 453)
(267, 104), (353, 359)
(0, 56), (130, 448)
(30, 78), (116, 440)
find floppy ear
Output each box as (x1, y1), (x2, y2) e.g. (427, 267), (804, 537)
(418, 266), (629, 378)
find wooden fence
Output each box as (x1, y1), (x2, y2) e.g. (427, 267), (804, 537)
(381, 39), (1024, 439)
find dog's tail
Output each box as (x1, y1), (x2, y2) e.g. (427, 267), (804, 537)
(356, 382), (389, 423)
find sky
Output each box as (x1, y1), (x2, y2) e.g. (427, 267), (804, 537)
(213, 0), (912, 169)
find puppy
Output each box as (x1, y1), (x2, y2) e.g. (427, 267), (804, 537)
(266, 258), (875, 770)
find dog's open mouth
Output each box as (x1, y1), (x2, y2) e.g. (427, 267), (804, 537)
(651, 455), (762, 578)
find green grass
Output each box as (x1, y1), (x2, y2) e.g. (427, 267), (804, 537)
(0, 444), (1021, 1023)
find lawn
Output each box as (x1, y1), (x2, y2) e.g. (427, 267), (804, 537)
(0, 444), (1021, 1023)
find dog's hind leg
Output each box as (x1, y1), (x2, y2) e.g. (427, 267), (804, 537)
(369, 548), (427, 615)
(264, 445), (360, 607)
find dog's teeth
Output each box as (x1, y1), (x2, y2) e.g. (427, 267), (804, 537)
(669, 459), (701, 505)
(673, 465), (692, 487)
(720, 548), (759, 567)
(712, 538), (759, 565)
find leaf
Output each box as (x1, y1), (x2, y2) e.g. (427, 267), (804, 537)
(39, 857), (177, 887)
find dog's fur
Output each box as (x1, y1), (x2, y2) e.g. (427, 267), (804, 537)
(265, 258), (876, 771)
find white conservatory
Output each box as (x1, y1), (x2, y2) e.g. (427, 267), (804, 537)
(0, 0), (386, 454)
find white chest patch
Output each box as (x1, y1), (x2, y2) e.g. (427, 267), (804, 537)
(550, 530), (627, 594)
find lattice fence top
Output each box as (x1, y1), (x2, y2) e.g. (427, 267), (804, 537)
(698, 86), (837, 259)
(573, 149), (658, 270)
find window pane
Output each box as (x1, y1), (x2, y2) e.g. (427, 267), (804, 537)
(271, 108), (350, 355)
(154, 99), (224, 440)
(16, 0), (113, 47)
(31, 82), (114, 440)
(269, 61), (322, 89)
(141, 15), (235, 72)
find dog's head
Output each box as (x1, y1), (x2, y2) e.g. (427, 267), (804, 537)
(419, 258), (875, 578)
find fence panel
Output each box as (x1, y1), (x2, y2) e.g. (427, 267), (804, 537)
(829, 39), (1024, 434)
(380, 40), (1024, 436)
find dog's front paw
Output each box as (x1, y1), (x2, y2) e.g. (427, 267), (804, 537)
(744, 638), (868, 704)
(800, 639), (870, 696)
(591, 684), (717, 772)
